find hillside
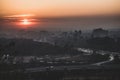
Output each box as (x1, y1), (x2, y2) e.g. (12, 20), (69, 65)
(0, 38), (79, 56)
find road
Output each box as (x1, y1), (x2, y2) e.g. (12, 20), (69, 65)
(24, 48), (119, 73)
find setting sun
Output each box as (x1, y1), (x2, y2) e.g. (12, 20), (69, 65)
(16, 18), (33, 29)
(21, 19), (30, 25)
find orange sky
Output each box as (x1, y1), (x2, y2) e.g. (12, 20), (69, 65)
(1, 0), (120, 17)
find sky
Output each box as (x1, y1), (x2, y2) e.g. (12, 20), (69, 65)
(0, 0), (120, 31)
(1, 0), (120, 17)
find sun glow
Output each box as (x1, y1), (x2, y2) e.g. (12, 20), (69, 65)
(21, 19), (30, 25)
(4, 14), (35, 18)
(17, 18), (32, 28)
(13, 14), (37, 28)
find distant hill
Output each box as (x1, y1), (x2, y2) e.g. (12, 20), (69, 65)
(0, 38), (80, 56)
(87, 37), (120, 52)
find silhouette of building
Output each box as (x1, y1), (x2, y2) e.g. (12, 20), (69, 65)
(92, 28), (108, 38)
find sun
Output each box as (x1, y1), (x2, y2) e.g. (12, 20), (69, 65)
(18, 18), (32, 28)
(21, 19), (30, 25)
